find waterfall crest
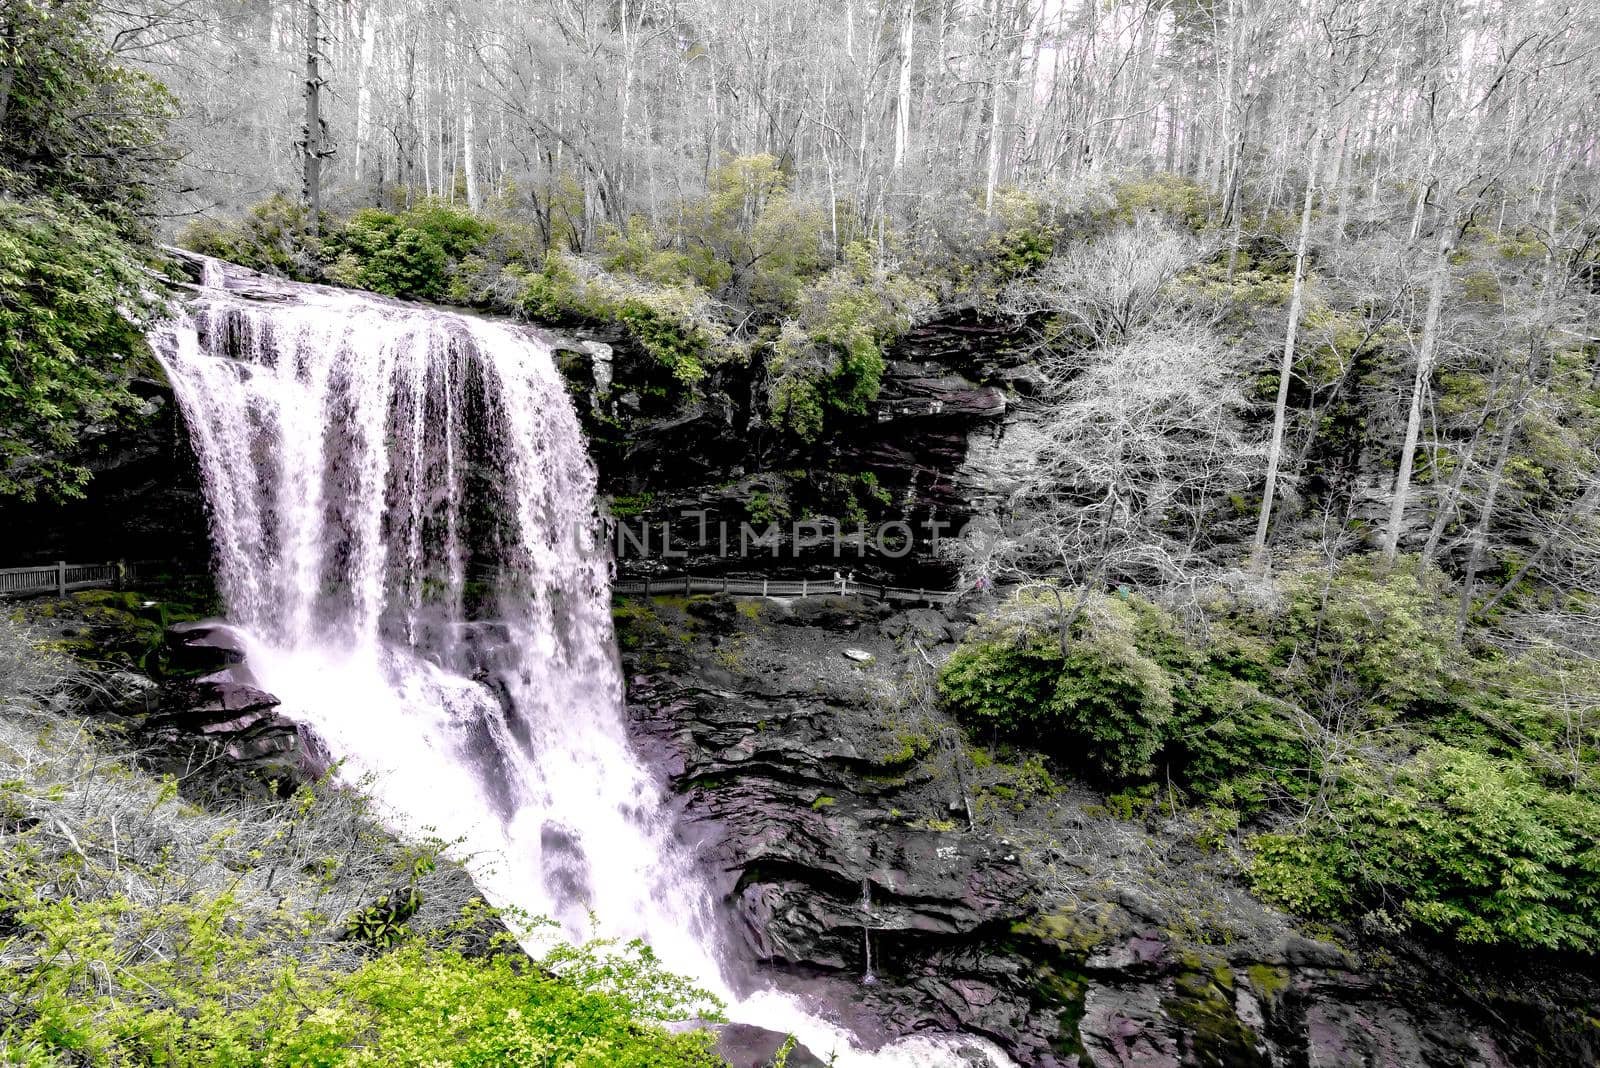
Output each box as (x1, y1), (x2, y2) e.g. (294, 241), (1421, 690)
(151, 258), (1009, 1068)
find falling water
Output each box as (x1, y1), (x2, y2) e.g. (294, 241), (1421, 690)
(151, 259), (1009, 1067)
(861, 878), (879, 986)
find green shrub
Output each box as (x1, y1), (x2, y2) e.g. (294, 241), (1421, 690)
(1251, 747), (1600, 951)
(617, 294), (714, 385)
(179, 195), (321, 281)
(673, 154), (827, 314)
(1274, 556), (1465, 717)
(939, 601), (1173, 781)
(768, 243), (929, 440)
(324, 200), (490, 301)
(0, 0), (176, 224)
(1113, 173), (1217, 230)
(0, 194), (159, 502)
(517, 251), (586, 320)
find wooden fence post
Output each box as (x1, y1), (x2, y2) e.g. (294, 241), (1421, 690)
(683, 573), (691, 596)
(643, 577), (652, 598)
(762, 579), (768, 597)
(801, 579), (808, 597)
(56, 562), (66, 598)
(116, 559), (127, 590)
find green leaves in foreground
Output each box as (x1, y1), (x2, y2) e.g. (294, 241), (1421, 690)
(0, 891), (725, 1067)
(0, 193), (159, 502)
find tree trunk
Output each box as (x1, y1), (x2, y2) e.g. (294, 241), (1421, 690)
(1454, 423), (1515, 638)
(464, 61), (480, 212)
(1251, 118), (1325, 572)
(302, 0), (324, 235)
(1384, 224), (1457, 561)
(893, 0), (914, 171)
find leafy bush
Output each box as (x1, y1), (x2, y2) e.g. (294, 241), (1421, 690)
(324, 200), (490, 300)
(1251, 747), (1600, 951)
(0, 194), (158, 501)
(179, 194), (322, 281)
(939, 595), (1174, 780)
(615, 293), (718, 385)
(672, 154), (828, 314)
(1112, 173), (1217, 230)
(0, 0), (176, 225)
(768, 243), (929, 440)
(526, 252), (734, 387)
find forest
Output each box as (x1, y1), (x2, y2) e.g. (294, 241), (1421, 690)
(2, 0), (1599, 1064)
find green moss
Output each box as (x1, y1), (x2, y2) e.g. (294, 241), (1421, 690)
(1244, 964), (1291, 1002)
(609, 492), (656, 518)
(1165, 968), (1266, 1066)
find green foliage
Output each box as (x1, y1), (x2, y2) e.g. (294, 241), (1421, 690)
(616, 293), (715, 385)
(517, 250), (586, 320)
(674, 154), (828, 314)
(0, 0), (176, 224)
(0, 194), (158, 501)
(0, 3), (179, 502)
(1273, 556), (1464, 717)
(1113, 174), (1217, 230)
(324, 200), (490, 301)
(179, 195), (321, 281)
(985, 189), (1060, 281)
(1252, 748), (1600, 951)
(939, 597), (1173, 780)
(944, 558), (1600, 953)
(769, 242), (929, 441)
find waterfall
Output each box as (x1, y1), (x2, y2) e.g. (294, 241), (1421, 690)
(151, 259), (1009, 1068)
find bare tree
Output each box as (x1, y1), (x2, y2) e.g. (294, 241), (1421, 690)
(1000, 223), (1203, 347)
(956, 321), (1263, 590)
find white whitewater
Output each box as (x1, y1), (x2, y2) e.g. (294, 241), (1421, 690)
(151, 261), (1008, 1068)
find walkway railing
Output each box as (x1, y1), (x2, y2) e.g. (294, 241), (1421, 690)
(0, 560), (964, 605)
(613, 573), (963, 605)
(0, 560), (159, 599)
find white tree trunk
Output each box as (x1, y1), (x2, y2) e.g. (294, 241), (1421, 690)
(1384, 225), (1457, 560)
(893, 0), (914, 171)
(1251, 119), (1326, 571)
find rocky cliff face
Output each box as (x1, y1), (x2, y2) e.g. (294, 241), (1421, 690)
(618, 592), (1600, 1067)
(550, 317), (1014, 585)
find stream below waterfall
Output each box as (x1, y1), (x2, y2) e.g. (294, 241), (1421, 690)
(150, 258), (1011, 1067)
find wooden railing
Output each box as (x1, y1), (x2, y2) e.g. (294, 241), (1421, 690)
(613, 573), (963, 605)
(0, 560), (154, 599)
(0, 561), (964, 605)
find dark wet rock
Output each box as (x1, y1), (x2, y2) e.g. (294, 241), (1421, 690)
(0, 378), (210, 568)
(1080, 983), (1181, 1068)
(1280, 933), (1353, 970)
(685, 594), (742, 634)
(878, 607), (955, 645)
(711, 1024), (828, 1068)
(132, 638), (332, 798)
(1084, 932), (1170, 977)
(620, 594), (1600, 1068)
(776, 595), (886, 632)
(165, 620), (249, 674)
